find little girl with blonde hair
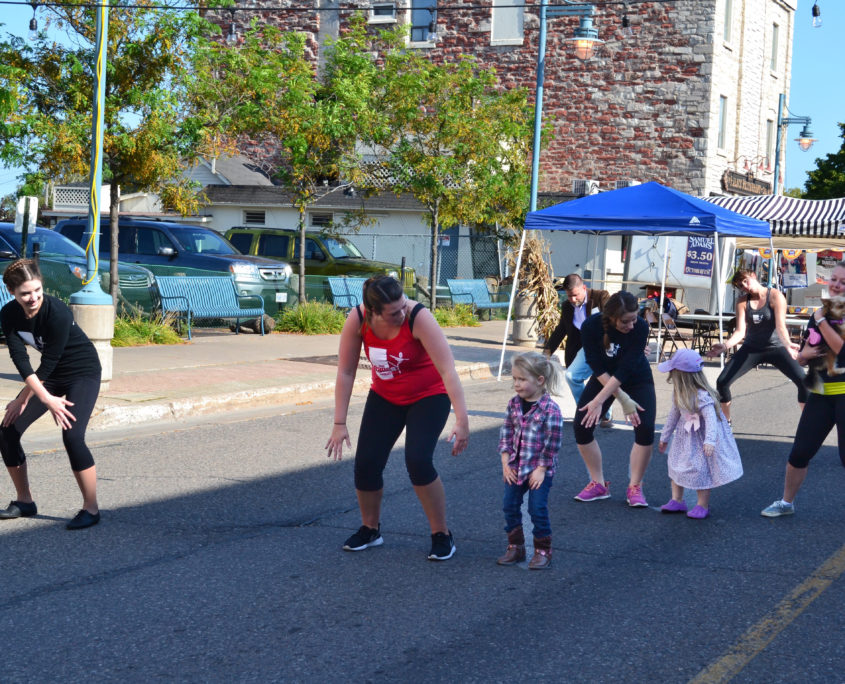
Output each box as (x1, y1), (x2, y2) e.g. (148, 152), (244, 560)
(658, 349), (743, 519)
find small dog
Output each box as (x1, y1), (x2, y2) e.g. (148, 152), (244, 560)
(803, 295), (845, 393)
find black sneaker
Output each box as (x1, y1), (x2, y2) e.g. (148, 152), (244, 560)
(428, 530), (456, 561)
(343, 524), (383, 551)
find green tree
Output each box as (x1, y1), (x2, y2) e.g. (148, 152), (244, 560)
(803, 122), (845, 199)
(370, 49), (534, 308)
(186, 15), (397, 303)
(0, 2), (207, 307)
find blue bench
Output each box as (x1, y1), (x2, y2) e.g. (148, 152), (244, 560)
(446, 279), (509, 319)
(156, 276), (265, 340)
(327, 276), (367, 309)
(0, 286), (13, 307)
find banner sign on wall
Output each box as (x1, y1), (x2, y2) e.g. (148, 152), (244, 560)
(683, 236), (715, 278)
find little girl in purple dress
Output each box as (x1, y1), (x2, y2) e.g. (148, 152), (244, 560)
(658, 349), (743, 519)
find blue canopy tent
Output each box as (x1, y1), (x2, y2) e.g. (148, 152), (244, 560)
(499, 181), (772, 377)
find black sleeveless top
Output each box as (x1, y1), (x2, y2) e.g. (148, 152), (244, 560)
(743, 289), (779, 350)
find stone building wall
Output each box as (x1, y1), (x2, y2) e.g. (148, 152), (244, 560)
(208, 0), (796, 197)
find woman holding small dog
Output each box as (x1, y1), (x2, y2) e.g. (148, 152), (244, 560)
(762, 262), (845, 517)
(706, 269), (807, 423)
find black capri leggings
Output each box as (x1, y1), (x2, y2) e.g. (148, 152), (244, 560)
(0, 375), (100, 472)
(716, 345), (808, 404)
(354, 390), (451, 491)
(787, 392), (845, 469)
(573, 377), (657, 446)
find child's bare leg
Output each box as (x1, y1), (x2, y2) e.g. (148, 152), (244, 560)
(670, 480), (684, 502)
(696, 489), (711, 509)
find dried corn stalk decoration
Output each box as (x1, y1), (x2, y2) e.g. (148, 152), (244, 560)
(506, 232), (560, 340)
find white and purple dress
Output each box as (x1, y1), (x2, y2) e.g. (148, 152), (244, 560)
(660, 389), (743, 490)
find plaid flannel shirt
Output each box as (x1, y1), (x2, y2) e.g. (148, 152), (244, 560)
(498, 393), (563, 484)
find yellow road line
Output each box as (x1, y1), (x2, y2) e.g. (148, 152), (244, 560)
(689, 542), (845, 684)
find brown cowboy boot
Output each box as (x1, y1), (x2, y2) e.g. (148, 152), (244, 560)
(528, 536), (552, 570)
(496, 527), (526, 565)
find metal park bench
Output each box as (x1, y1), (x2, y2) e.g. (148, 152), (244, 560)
(327, 276), (367, 309)
(446, 279), (509, 319)
(155, 275), (265, 340)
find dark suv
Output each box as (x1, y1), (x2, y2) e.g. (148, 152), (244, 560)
(55, 218), (293, 314)
(0, 223), (157, 312)
(224, 227), (415, 290)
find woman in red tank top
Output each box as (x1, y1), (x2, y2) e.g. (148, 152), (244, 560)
(325, 276), (469, 561)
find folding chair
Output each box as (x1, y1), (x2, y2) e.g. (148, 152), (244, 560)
(661, 313), (694, 355)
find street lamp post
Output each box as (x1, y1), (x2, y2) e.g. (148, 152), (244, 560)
(772, 92), (815, 195)
(69, 0), (115, 388)
(498, 0), (600, 378)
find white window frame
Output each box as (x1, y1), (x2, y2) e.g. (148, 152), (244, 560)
(717, 96), (728, 151)
(490, 0), (524, 46)
(369, 2), (397, 24)
(765, 119), (775, 168)
(243, 210), (266, 226)
(723, 0), (732, 43)
(406, 0), (437, 49)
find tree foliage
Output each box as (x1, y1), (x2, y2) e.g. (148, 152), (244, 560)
(0, 1), (208, 305)
(369, 46), (534, 308)
(803, 123), (845, 200)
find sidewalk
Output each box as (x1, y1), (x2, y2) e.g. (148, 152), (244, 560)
(0, 319), (519, 436)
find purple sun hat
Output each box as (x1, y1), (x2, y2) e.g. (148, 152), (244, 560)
(657, 348), (703, 373)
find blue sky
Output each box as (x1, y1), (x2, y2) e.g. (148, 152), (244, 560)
(1, 1), (842, 195)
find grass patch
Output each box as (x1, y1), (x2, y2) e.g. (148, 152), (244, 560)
(112, 313), (185, 347)
(433, 304), (480, 327)
(275, 301), (347, 334)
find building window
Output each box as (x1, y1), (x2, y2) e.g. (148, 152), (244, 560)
(491, 0), (523, 45)
(723, 0), (732, 42)
(310, 212), (333, 228)
(717, 96), (728, 150)
(243, 210), (266, 225)
(770, 23), (779, 71)
(370, 3), (396, 23)
(409, 0), (436, 42)
(765, 119), (775, 168)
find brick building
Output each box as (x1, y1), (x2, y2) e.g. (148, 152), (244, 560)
(219, 0), (797, 198)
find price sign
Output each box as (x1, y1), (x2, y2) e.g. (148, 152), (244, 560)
(683, 236), (714, 278)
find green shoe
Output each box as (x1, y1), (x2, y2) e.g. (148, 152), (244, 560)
(761, 500), (795, 518)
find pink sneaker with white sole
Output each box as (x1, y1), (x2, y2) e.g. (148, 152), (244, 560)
(626, 484), (648, 507)
(574, 480), (610, 502)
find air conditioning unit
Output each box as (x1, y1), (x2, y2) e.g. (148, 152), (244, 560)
(572, 179), (600, 196)
(615, 180), (641, 189)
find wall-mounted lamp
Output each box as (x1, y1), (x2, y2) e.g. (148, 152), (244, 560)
(226, 9), (238, 45)
(566, 13), (603, 61)
(796, 123), (816, 152)
(621, 3), (633, 38)
(772, 93), (815, 194)
(812, 2), (822, 28)
(426, 6), (438, 42)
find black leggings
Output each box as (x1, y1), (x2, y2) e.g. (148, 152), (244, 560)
(573, 377), (657, 446)
(354, 390), (451, 491)
(716, 345), (808, 404)
(0, 375), (100, 472)
(787, 392), (845, 469)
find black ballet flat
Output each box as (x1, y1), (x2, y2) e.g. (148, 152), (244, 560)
(0, 500), (38, 519)
(66, 509), (100, 530)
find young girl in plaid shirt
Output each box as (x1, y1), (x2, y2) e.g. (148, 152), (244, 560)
(497, 352), (564, 570)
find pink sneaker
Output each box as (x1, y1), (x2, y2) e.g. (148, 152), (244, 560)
(574, 480), (610, 502)
(660, 499), (688, 513)
(626, 484), (648, 507)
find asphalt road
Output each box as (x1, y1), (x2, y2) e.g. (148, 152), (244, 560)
(2, 370), (844, 683)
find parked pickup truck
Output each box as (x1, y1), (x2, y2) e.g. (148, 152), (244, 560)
(223, 227), (415, 291)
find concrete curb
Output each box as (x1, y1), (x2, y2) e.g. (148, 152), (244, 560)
(89, 361), (503, 431)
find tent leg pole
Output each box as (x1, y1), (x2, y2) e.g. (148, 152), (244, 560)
(497, 229), (528, 380)
(656, 240), (668, 362)
(714, 232), (724, 370)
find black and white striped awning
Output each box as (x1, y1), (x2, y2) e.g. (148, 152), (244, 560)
(701, 195), (845, 238)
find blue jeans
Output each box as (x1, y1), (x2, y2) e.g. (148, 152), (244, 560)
(565, 348), (612, 421)
(503, 474), (553, 539)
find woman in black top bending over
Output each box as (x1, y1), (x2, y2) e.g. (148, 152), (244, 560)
(706, 269), (807, 423)
(0, 259), (102, 529)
